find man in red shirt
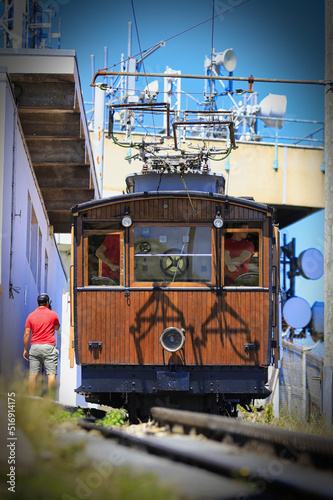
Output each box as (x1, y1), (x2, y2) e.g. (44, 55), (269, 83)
(224, 224), (255, 284)
(23, 293), (60, 396)
(95, 233), (120, 282)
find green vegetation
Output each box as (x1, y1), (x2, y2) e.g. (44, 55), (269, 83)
(95, 408), (128, 427)
(0, 374), (175, 500)
(1, 461), (174, 500)
(275, 408), (333, 438)
(2, 370), (333, 500)
(238, 403), (333, 438)
(45, 405), (128, 427)
(238, 403), (275, 425)
(46, 407), (86, 424)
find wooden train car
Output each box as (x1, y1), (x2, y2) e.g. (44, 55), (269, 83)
(72, 170), (280, 417)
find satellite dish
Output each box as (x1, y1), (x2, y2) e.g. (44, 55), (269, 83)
(142, 80), (159, 101)
(215, 49), (237, 72)
(297, 248), (324, 280)
(259, 94), (287, 129)
(283, 296), (312, 329)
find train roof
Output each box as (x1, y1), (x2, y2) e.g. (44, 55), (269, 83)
(72, 189), (274, 216)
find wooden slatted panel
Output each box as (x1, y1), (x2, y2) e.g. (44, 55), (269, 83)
(81, 197), (268, 223)
(222, 204), (267, 221)
(75, 196), (271, 366)
(77, 289), (269, 366)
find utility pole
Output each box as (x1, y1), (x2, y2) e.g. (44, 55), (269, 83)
(324, 0), (333, 424)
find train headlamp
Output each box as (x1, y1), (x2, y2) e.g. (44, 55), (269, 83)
(213, 215), (223, 228)
(121, 215), (132, 227)
(159, 327), (186, 352)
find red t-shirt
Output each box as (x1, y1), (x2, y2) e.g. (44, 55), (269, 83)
(101, 234), (120, 280)
(25, 307), (60, 345)
(225, 238), (255, 283)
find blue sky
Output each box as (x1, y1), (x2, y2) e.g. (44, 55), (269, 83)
(1, 0), (325, 122)
(57, 0), (326, 307)
(58, 0), (325, 128)
(280, 210), (324, 306)
(2, 0), (325, 306)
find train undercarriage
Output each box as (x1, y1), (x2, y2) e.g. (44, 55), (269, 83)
(77, 364), (271, 421)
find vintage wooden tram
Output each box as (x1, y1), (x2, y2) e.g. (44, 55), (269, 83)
(71, 110), (280, 418)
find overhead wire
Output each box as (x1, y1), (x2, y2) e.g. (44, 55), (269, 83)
(130, 0), (157, 137)
(107, 0), (243, 180)
(208, 144), (233, 161)
(101, 0), (252, 72)
(108, 111), (130, 148)
(179, 174), (197, 214)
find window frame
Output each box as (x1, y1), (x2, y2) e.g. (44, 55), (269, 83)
(222, 227), (263, 287)
(130, 223), (216, 287)
(83, 229), (125, 287)
(80, 221), (264, 289)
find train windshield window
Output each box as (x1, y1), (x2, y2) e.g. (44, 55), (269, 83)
(133, 226), (212, 283)
(84, 229), (124, 286)
(223, 225), (261, 287)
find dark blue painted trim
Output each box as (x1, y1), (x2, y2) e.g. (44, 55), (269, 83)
(77, 364), (269, 397)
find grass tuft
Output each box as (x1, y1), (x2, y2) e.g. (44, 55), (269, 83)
(0, 373), (173, 500)
(238, 403), (333, 438)
(95, 408), (128, 427)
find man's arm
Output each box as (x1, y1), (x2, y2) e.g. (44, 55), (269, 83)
(230, 249), (252, 266)
(23, 328), (31, 361)
(224, 250), (232, 266)
(224, 249), (252, 273)
(96, 244), (119, 271)
(224, 250), (237, 272)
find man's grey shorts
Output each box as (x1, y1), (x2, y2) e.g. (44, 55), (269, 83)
(29, 344), (59, 375)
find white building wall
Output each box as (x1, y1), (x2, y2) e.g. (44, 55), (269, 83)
(58, 293), (86, 406)
(0, 69), (67, 390)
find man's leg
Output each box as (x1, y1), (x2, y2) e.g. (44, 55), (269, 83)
(28, 373), (38, 396)
(47, 374), (57, 398)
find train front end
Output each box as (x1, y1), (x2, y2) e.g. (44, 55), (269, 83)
(72, 169), (280, 418)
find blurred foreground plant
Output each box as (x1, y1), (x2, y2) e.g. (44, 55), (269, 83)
(0, 372), (173, 500)
(238, 402), (333, 438)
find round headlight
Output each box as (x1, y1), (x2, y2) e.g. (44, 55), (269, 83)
(213, 215), (223, 228)
(159, 327), (185, 352)
(122, 215), (132, 227)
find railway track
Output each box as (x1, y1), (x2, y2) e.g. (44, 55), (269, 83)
(75, 407), (333, 499)
(151, 407), (333, 470)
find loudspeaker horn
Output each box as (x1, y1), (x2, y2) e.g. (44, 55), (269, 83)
(215, 49), (237, 72)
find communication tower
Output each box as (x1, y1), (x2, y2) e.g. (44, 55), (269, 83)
(0, 0), (60, 49)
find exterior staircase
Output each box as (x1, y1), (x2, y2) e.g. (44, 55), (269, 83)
(0, 49), (99, 233)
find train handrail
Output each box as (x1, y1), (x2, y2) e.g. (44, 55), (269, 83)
(70, 264), (74, 328)
(272, 264), (278, 328)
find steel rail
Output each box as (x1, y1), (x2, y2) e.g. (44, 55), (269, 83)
(77, 417), (333, 499)
(151, 407), (333, 467)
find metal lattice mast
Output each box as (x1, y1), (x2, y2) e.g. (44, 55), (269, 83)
(0, 0), (60, 49)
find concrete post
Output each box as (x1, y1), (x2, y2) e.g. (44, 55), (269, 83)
(93, 86), (105, 197)
(323, 0), (333, 424)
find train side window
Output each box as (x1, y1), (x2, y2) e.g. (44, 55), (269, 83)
(84, 231), (124, 286)
(132, 226), (213, 284)
(223, 224), (261, 287)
